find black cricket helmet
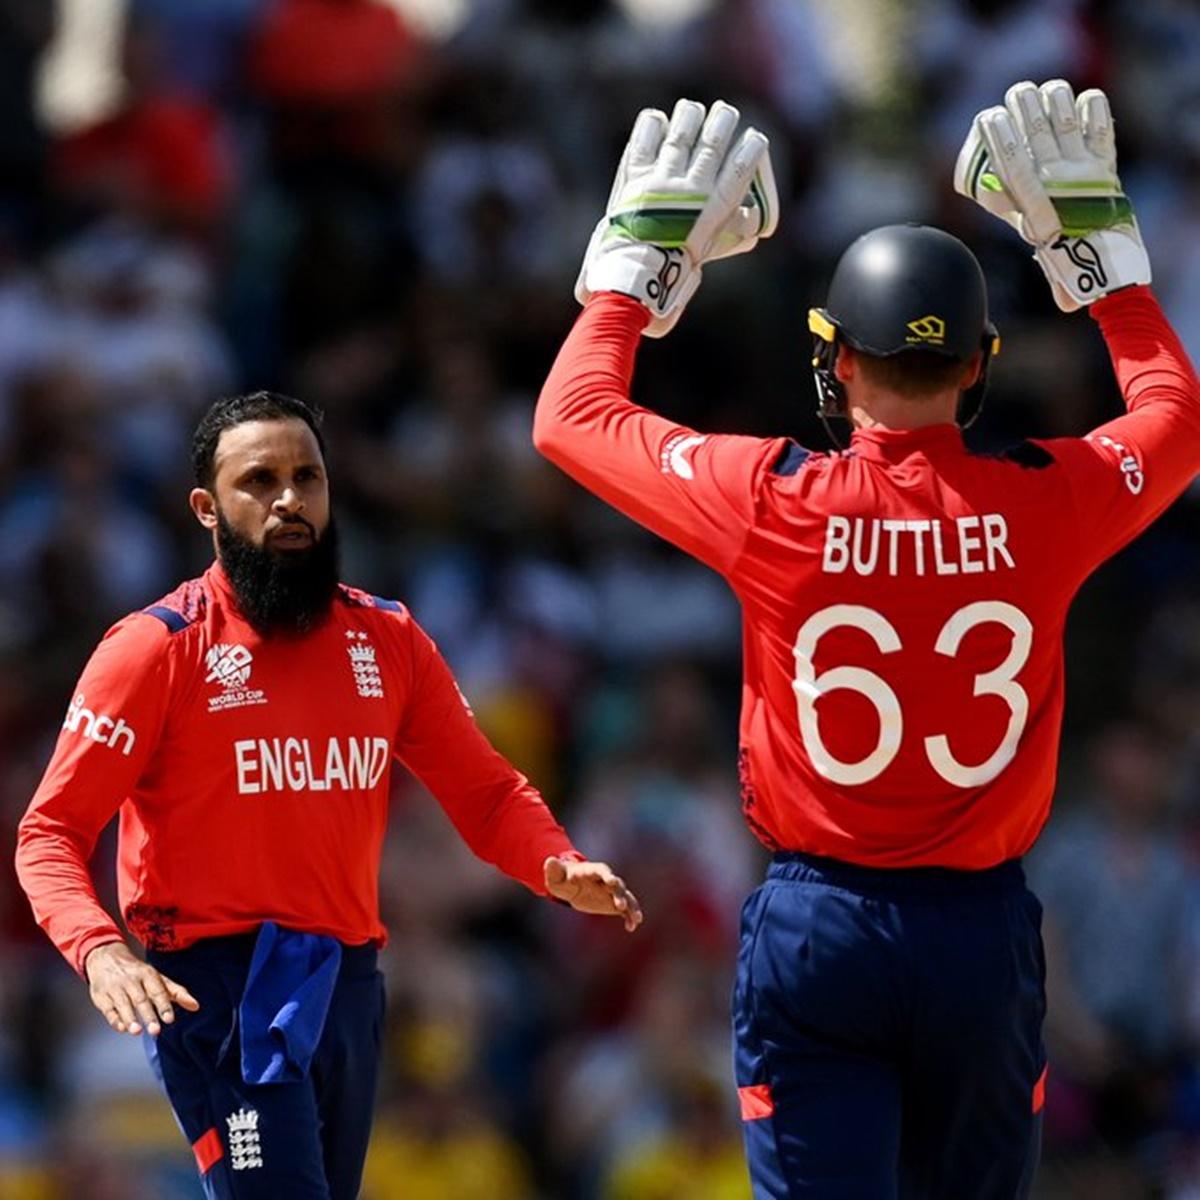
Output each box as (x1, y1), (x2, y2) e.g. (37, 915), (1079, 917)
(808, 223), (1000, 435)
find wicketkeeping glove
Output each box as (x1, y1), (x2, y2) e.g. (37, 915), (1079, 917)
(955, 79), (1150, 312)
(576, 98), (777, 337)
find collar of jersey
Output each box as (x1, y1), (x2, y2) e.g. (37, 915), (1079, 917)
(207, 559), (239, 608)
(848, 423), (964, 463)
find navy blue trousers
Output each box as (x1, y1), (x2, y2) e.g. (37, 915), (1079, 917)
(147, 933), (384, 1199)
(733, 853), (1046, 1199)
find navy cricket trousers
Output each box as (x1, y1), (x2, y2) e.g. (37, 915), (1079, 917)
(146, 933), (385, 1199)
(733, 852), (1046, 1199)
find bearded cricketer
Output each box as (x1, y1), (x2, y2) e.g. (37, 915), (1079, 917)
(16, 389), (643, 1199)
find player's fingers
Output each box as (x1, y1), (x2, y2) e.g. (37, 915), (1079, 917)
(752, 151), (779, 238)
(104, 987), (139, 1035)
(689, 99), (740, 187)
(165, 978), (201, 1012)
(714, 127), (769, 206)
(626, 108), (668, 171)
(978, 107), (1060, 243)
(658, 98), (706, 175)
(124, 980), (160, 1036)
(92, 990), (126, 1033)
(1006, 80), (1061, 166)
(141, 972), (178, 1025)
(1040, 79), (1086, 160)
(1079, 88), (1115, 166)
(621, 887), (644, 932)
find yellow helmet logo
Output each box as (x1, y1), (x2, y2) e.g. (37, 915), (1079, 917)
(905, 315), (946, 345)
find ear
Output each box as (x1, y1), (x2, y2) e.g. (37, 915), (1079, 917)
(833, 343), (856, 383)
(961, 350), (983, 390)
(190, 487), (218, 531)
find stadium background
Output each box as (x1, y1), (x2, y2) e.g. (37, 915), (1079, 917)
(1, 0), (1199, 1196)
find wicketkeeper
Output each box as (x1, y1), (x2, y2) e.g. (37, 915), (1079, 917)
(534, 82), (1200, 1197)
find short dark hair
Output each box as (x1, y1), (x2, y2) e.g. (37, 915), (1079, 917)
(855, 350), (970, 400)
(191, 391), (326, 489)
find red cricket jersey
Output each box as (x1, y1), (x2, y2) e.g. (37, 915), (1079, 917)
(535, 287), (1200, 869)
(16, 564), (579, 976)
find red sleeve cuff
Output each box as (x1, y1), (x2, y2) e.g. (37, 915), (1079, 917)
(73, 929), (126, 980)
(1089, 283), (1155, 321)
(585, 291), (653, 332)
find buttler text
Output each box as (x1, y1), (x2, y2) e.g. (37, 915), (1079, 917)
(822, 513), (1015, 577)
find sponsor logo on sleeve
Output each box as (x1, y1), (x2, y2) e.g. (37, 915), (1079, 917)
(63, 695), (136, 755)
(661, 433), (708, 480)
(205, 644), (268, 713)
(1087, 434), (1144, 495)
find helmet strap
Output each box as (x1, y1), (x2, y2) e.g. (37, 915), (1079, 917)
(956, 322), (1000, 431)
(809, 308), (851, 450)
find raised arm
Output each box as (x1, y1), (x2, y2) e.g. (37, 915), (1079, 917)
(954, 79), (1200, 569)
(1049, 286), (1200, 566)
(535, 292), (788, 576)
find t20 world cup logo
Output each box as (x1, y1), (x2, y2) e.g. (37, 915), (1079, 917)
(205, 644), (254, 690)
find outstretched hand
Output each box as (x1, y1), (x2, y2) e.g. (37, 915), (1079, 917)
(544, 857), (643, 933)
(85, 941), (200, 1036)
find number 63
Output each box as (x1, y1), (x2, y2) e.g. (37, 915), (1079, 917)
(793, 601), (1032, 788)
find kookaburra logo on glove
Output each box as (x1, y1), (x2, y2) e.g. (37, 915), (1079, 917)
(1051, 235), (1108, 295)
(645, 248), (684, 311)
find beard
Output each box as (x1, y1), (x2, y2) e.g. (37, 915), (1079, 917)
(216, 510), (341, 637)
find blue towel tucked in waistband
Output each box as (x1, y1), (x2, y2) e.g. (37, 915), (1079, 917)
(239, 922), (342, 1085)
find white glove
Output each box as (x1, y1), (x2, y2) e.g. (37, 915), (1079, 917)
(576, 99), (777, 337)
(954, 79), (1150, 312)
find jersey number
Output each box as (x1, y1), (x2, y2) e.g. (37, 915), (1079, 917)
(792, 602), (1032, 787)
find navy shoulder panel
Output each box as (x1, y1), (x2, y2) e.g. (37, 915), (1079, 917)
(141, 577), (206, 634)
(772, 442), (813, 477)
(337, 584), (406, 615)
(143, 605), (192, 634)
(973, 439), (1056, 470)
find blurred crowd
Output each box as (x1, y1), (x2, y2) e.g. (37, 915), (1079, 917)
(0, 0), (1198, 1196)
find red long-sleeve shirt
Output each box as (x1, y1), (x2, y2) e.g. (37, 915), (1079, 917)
(16, 564), (579, 976)
(534, 286), (1200, 869)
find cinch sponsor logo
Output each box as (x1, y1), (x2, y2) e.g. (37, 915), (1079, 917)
(63, 694), (136, 756)
(661, 433), (707, 480)
(1087, 433), (1145, 495)
(234, 736), (390, 795)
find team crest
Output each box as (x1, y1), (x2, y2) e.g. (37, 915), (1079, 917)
(345, 631), (384, 699)
(225, 1107), (263, 1171)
